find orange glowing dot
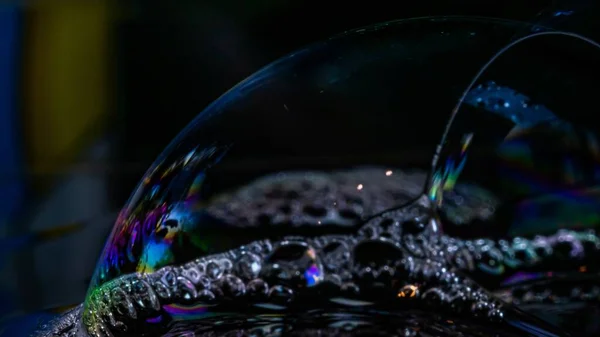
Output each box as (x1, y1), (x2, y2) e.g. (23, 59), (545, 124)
(580, 265), (587, 272)
(397, 284), (418, 298)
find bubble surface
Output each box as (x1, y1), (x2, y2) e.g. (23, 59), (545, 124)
(432, 31), (600, 239)
(76, 17), (598, 337)
(89, 16), (525, 290)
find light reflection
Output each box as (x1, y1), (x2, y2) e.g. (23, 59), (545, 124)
(398, 284), (419, 298)
(163, 303), (214, 321)
(305, 247), (324, 287)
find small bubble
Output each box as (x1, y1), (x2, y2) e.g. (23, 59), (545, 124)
(221, 275), (246, 297)
(262, 241), (325, 288)
(268, 285), (294, 304)
(206, 261), (223, 280)
(246, 279), (269, 300)
(236, 252), (262, 280)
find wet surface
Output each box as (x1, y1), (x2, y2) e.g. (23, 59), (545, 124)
(4, 300), (600, 336)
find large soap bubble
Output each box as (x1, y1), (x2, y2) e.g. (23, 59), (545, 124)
(75, 17), (588, 337)
(431, 31), (600, 286)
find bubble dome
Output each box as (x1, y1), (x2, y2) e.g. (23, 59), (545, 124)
(61, 16), (600, 337)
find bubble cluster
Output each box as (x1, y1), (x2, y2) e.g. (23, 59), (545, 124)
(82, 196), (513, 337)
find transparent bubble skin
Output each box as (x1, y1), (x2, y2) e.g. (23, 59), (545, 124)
(88, 16), (534, 290)
(75, 16), (600, 337)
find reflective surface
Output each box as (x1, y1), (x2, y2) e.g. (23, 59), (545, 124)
(27, 16), (600, 337)
(434, 31), (600, 239)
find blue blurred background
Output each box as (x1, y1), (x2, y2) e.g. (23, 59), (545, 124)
(0, 0), (599, 335)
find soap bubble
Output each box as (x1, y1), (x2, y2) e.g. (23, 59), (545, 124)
(432, 31), (600, 237)
(79, 17), (586, 337)
(431, 31), (600, 286)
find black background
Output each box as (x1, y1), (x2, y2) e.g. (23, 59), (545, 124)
(110, 0), (577, 203)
